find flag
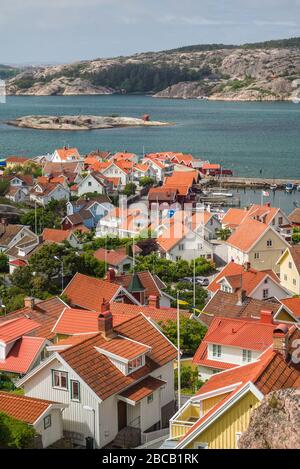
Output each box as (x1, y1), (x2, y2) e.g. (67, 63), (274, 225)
(262, 190), (269, 197)
(177, 299), (189, 306)
(192, 307), (214, 317)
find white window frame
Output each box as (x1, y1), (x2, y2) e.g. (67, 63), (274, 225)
(242, 349), (252, 362)
(212, 344), (221, 358)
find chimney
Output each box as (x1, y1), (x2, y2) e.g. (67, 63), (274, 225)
(273, 324), (289, 359)
(148, 295), (159, 308)
(1, 218), (8, 226)
(236, 288), (246, 306)
(107, 268), (116, 283)
(244, 262), (251, 272)
(24, 296), (35, 309)
(260, 310), (273, 324)
(98, 300), (113, 337)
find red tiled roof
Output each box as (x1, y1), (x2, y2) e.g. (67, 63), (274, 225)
(208, 261), (279, 295)
(227, 218), (269, 252)
(0, 336), (46, 374)
(52, 308), (100, 335)
(98, 336), (150, 360)
(119, 376), (165, 402)
(201, 163), (220, 170)
(201, 316), (278, 351)
(0, 297), (68, 340)
(93, 248), (129, 266)
(0, 392), (55, 424)
(42, 228), (71, 243)
(6, 157), (30, 164)
(55, 147), (80, 161)
(0, 317), (40, 344)
(110, 302), (190, 325)
(281, 297), (300, 318)
(63, 273), (121, 310)
(60, 314), (177, 400)
(9, 259), (27, 267)
(115, 271), (166, 298)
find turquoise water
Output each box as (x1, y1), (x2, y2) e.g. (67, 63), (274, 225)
(0, 95), (300, 178)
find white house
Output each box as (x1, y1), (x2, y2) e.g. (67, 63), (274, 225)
(193, 311), (280, 381)
(51, 147), (81, 163)
(76, 172), (108, 197)
(17, 309), (177, 448)
(30, 183), (70, 207)
(0, 392), (67, 448)
(101, 162), (130, 188)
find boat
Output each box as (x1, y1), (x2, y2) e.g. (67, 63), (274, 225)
(270, 183), (277, 191)
(211, 192), (233, 197)
(297, 185), (300, 191)
(285, 183), (294, 193)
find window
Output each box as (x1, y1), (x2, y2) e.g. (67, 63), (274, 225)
(254, 252), (260, 259)
(293, 278), (296, 286)
(52, 370), (68, 390)
(70, 380), (80, 401)
(88, 181), (92, 186)
(288, 261), (292, 269)
(267, 239), (272, 247)
(236, 432), (242, 447)
(128, 356), (143, 373)
(44, 415), (52, 430)
(147, 394), (154, 404)
(179, 244), (184, 251)
(264, 278), (268, 284)
(278, 217), (283, 225)
(212, 344), (221, 358)
(242, 349), (252, 362)
(263, 288), (269, 299)
(284, 274), (288, 281)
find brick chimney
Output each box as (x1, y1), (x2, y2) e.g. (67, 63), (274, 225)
(273, 324), (289, 359)
(106, 268), (116, 283)
(148, 295), (159, 308)
(236, 288), (246, 306)
(244, 262), (251, 272)
(260, 310), (273, 324)
(98, 300), (113, 337)
(24, 297), (35, 309)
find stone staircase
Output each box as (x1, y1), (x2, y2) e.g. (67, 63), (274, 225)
(111, 426), (141, 449)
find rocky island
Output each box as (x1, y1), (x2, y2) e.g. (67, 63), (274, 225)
(7, 115), (171, 131)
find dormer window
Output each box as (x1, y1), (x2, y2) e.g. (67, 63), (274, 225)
(128, 355), (144, 374)
(267, 239), (272, 247)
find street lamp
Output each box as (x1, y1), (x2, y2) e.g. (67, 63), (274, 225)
(54, 256), (64, 293)
(83, 405), (96, 448)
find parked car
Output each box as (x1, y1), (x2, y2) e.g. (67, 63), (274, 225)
(179, 277), (194, 284)
(195, 277), (209, 286)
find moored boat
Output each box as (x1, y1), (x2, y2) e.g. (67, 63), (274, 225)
(285, 183), (294, 193)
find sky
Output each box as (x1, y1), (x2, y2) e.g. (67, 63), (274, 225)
(1, 0), (300, 64)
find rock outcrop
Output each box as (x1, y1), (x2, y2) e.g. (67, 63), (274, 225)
(6, 40), (300, 101)
(7, 115), (171, 131)
(239, 388), (300, 449)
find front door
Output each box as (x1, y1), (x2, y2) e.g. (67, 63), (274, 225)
(118, 401), (127, 431)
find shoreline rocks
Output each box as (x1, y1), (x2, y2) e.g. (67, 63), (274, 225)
(7, 115), (172, 131)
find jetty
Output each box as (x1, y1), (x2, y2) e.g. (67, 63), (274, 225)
(211, 177), (300, 189)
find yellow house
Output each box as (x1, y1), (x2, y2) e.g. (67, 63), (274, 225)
(164, 344), (299, 449)
(276, 245), (300, 295)
(227, 218), (289, 273)
(273, 297), (300, 324)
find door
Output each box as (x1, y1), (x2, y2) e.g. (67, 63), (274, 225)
(118, 401), (127, 431)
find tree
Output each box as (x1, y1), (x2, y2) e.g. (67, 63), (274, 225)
(292, 227), (300, 244)
(0, 178), (9, 196)
(0, 412), (36, 449)
(174, 366), (204, 392)
(0, 253), (8, 273)
(123, 183), (136, 196)
(216, 227), (231, 241)
(139, 176), (154, 187)
(160, 317), (207, 355)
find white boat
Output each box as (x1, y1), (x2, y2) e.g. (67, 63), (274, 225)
(270, 184), (277, 191)
(211, 192), (233, 197)
(297, 185), (300, 191)
(286, 183), (294, 193)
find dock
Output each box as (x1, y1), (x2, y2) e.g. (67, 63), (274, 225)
(210, 177), (300, 189)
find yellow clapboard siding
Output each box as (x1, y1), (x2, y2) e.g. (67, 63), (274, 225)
(186, 391), (260, 449)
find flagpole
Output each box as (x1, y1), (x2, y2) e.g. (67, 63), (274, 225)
(193, 251), (196, 311)
(177, 291), (181, 410)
